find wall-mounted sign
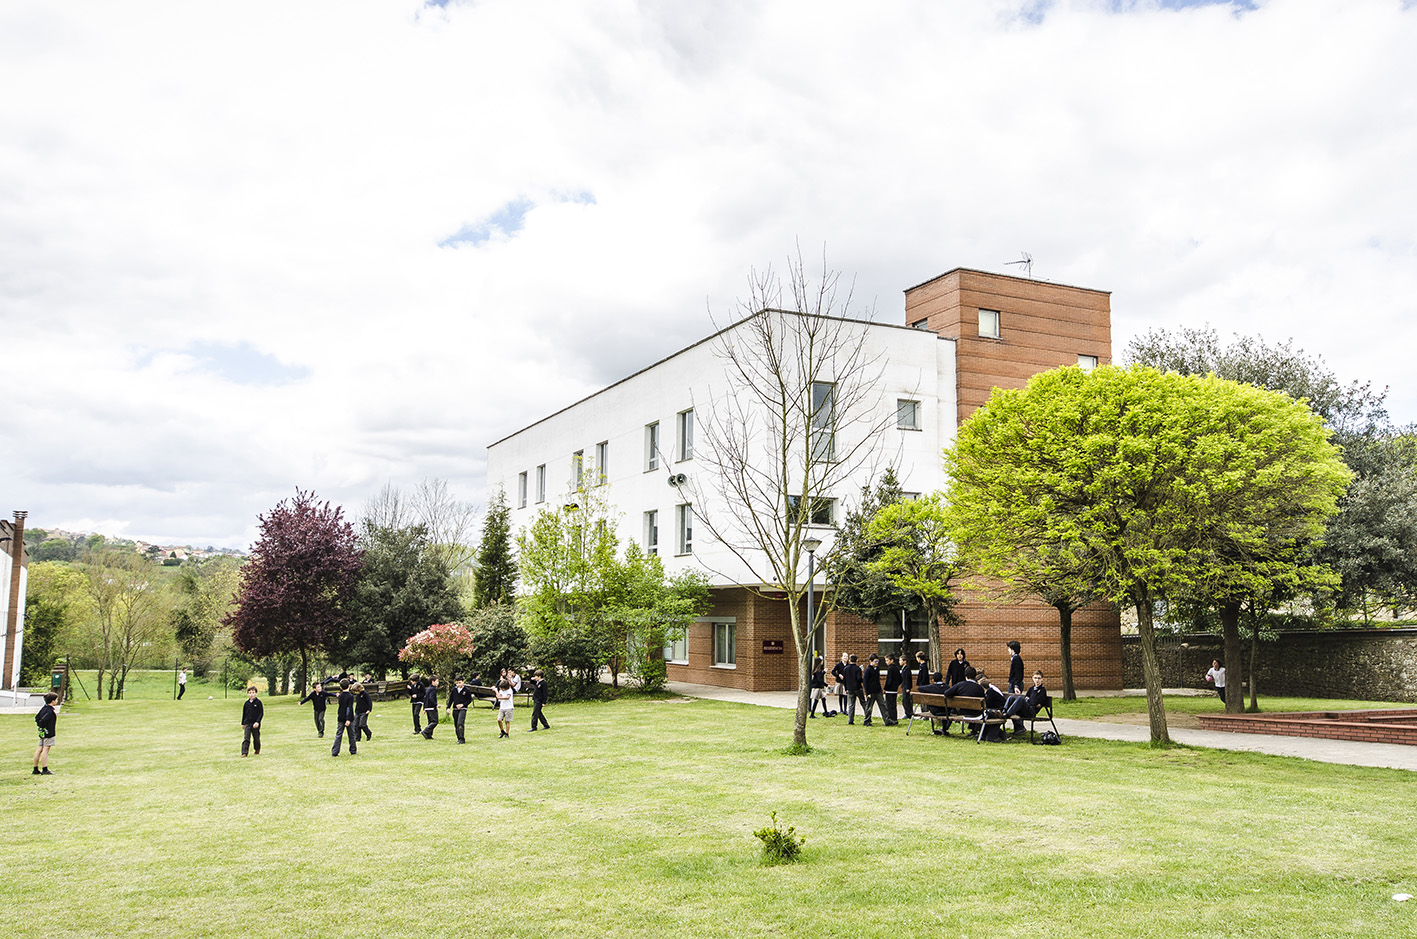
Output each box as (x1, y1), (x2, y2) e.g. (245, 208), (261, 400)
(762, 640), (784, 654)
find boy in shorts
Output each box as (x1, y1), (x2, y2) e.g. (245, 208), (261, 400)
(33, 692), (59, 775)
(495, 679), (514, 738)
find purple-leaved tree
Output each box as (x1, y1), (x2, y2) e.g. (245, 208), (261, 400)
(224, 489), (363, 692)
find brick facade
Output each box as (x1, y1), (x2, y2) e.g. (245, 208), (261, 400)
(903, 268), (1112, 424)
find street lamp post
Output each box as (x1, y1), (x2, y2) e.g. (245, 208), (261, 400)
(803, 537), (823, 658)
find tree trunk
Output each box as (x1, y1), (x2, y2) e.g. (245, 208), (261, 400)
(926, 603), (941, 679)
(1248, 628), (1260, 713)
(1219, 599), (1244, 714)
(1055, 601), (1077, 701)
(1133, 598), (1171, 746)
(298, 648), (309, 695)
(787, 599), (810, 751)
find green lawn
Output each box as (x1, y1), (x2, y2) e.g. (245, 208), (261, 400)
(3, 693), (1414, 939)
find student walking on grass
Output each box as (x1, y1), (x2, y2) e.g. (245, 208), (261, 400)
(355, 682), (373, 741)
(300, 680), (330, 737)
(241, 687), (263, 756)
(332, 679), (357, 756)
(495, 679), (514, 738)
(33, 692), (59, 775)
(448, 675), (474, 743)
(529, 670), (550, 731)
(421, 677), (440, 739)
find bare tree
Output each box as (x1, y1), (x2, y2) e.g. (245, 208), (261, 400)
(362, 478), (480, 579)
(689, 251), (895, 750)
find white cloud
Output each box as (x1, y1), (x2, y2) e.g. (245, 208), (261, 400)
(2, 0), (1414, 546)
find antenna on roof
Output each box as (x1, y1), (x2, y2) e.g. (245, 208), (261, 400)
(1005, 252), (1033, 278)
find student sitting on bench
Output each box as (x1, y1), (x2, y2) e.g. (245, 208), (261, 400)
(1002, 670), (1047, 736)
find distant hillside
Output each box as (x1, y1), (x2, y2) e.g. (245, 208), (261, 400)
(21, 527), (247, 564)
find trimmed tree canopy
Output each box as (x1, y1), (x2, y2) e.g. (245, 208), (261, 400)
(944, 365), (1350, 743)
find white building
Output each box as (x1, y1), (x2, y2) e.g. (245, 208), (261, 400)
(486, 267), (1123, 692)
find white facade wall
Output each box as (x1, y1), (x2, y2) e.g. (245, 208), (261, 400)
(486, 317), (958, 588)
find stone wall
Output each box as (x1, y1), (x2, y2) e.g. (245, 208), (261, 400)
(1121, 629), (1417, 703)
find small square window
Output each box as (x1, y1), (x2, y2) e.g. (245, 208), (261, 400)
(1078, 354), (1098, 371)
(788, 495), (836, 527)
(664, 627), (687, 664)
(897, 399), (920, 431)
(979, 309), (1001, 339)
(517, 472), (528, 509)
(911, 318), (931, 330)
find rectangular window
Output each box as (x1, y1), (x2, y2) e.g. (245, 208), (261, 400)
(664, 627), (688, 664)
(810, 381), (835, 462)
(595, 441), (608, 483)
(572, 450), (584, 487)
(645, 422), (660, 471)
(1078, 354), (1098, 371)
(676, 503), (693, 555)
(979, 309), (1001, 339)
(517, 472), (528, 509)
(644, 510), (659, 556)
(896, 398), (920, 430)
(677, 409), (694, 461)
(713, 621), (736, 667)
(535, 464), (546, 503)
(911, 318), (930, 330)
(788, 495), (836, 527)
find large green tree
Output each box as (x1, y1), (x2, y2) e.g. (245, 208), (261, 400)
(828, 468), (917, 648)
(864, 493), (960, 670)
(345, 521), (464, 677)
(945, 366), (1349, 744)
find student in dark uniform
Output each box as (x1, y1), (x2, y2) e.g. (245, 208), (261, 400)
(1003, 670), (1047, 735)
(448, 675), (474, 743)
(529, 669), (551, 731)
(831, 653), (850, 715)
(354, 682), (373, 741)
(974, 671), (1009, 742)
(332, 679), (357, 756)
(1006, 640), (1025, 694)
(946, 648), (970, 687)
(915, 650), (930, 691)
(408, 674), (425, 735)
(421, 677), (440, 739)
(809, 657), (831, 718)
(884, 654), (902, 724)
(33, 692), (60, 775)
(843, 654), (866, 724)
(299, 680), (330, 737)
(241, 686), (264, 756)
(861, 653), (891, 726)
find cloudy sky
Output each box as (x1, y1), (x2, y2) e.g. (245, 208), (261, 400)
(3, 0), (1414, 549)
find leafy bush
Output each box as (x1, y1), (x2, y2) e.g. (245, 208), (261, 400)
(466, 604), (530, 680)
(529, 627), (612, 700)
(753, 811), (806, 866)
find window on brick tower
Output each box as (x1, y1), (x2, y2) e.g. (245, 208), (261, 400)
(713, 620), (736, 667)
(979, 309), (1001, 339)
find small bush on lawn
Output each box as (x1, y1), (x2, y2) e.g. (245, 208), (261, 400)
(753, 811), (806, 866)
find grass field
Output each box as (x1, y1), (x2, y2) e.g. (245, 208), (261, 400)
(3, 690), (1414, 939)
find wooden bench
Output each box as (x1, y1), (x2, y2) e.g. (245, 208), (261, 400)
(466, 685), (534, 708)
(906, 692), (1008, 743)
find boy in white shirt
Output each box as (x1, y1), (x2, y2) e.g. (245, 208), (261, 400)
(495, 679), (514, 738)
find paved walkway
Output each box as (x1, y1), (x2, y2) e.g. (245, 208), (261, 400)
(663, 680), (1417, 772)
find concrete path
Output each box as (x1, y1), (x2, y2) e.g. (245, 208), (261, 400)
(664, 680), (1417, 772)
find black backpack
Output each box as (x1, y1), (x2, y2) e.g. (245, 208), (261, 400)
(1036, 731), (1062, 746)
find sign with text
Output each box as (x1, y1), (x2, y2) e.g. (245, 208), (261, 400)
(762, 640), (785, 655)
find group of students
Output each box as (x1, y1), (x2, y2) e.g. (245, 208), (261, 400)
(808, 641), (1048, 740)
(260, 667), (553, 756)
